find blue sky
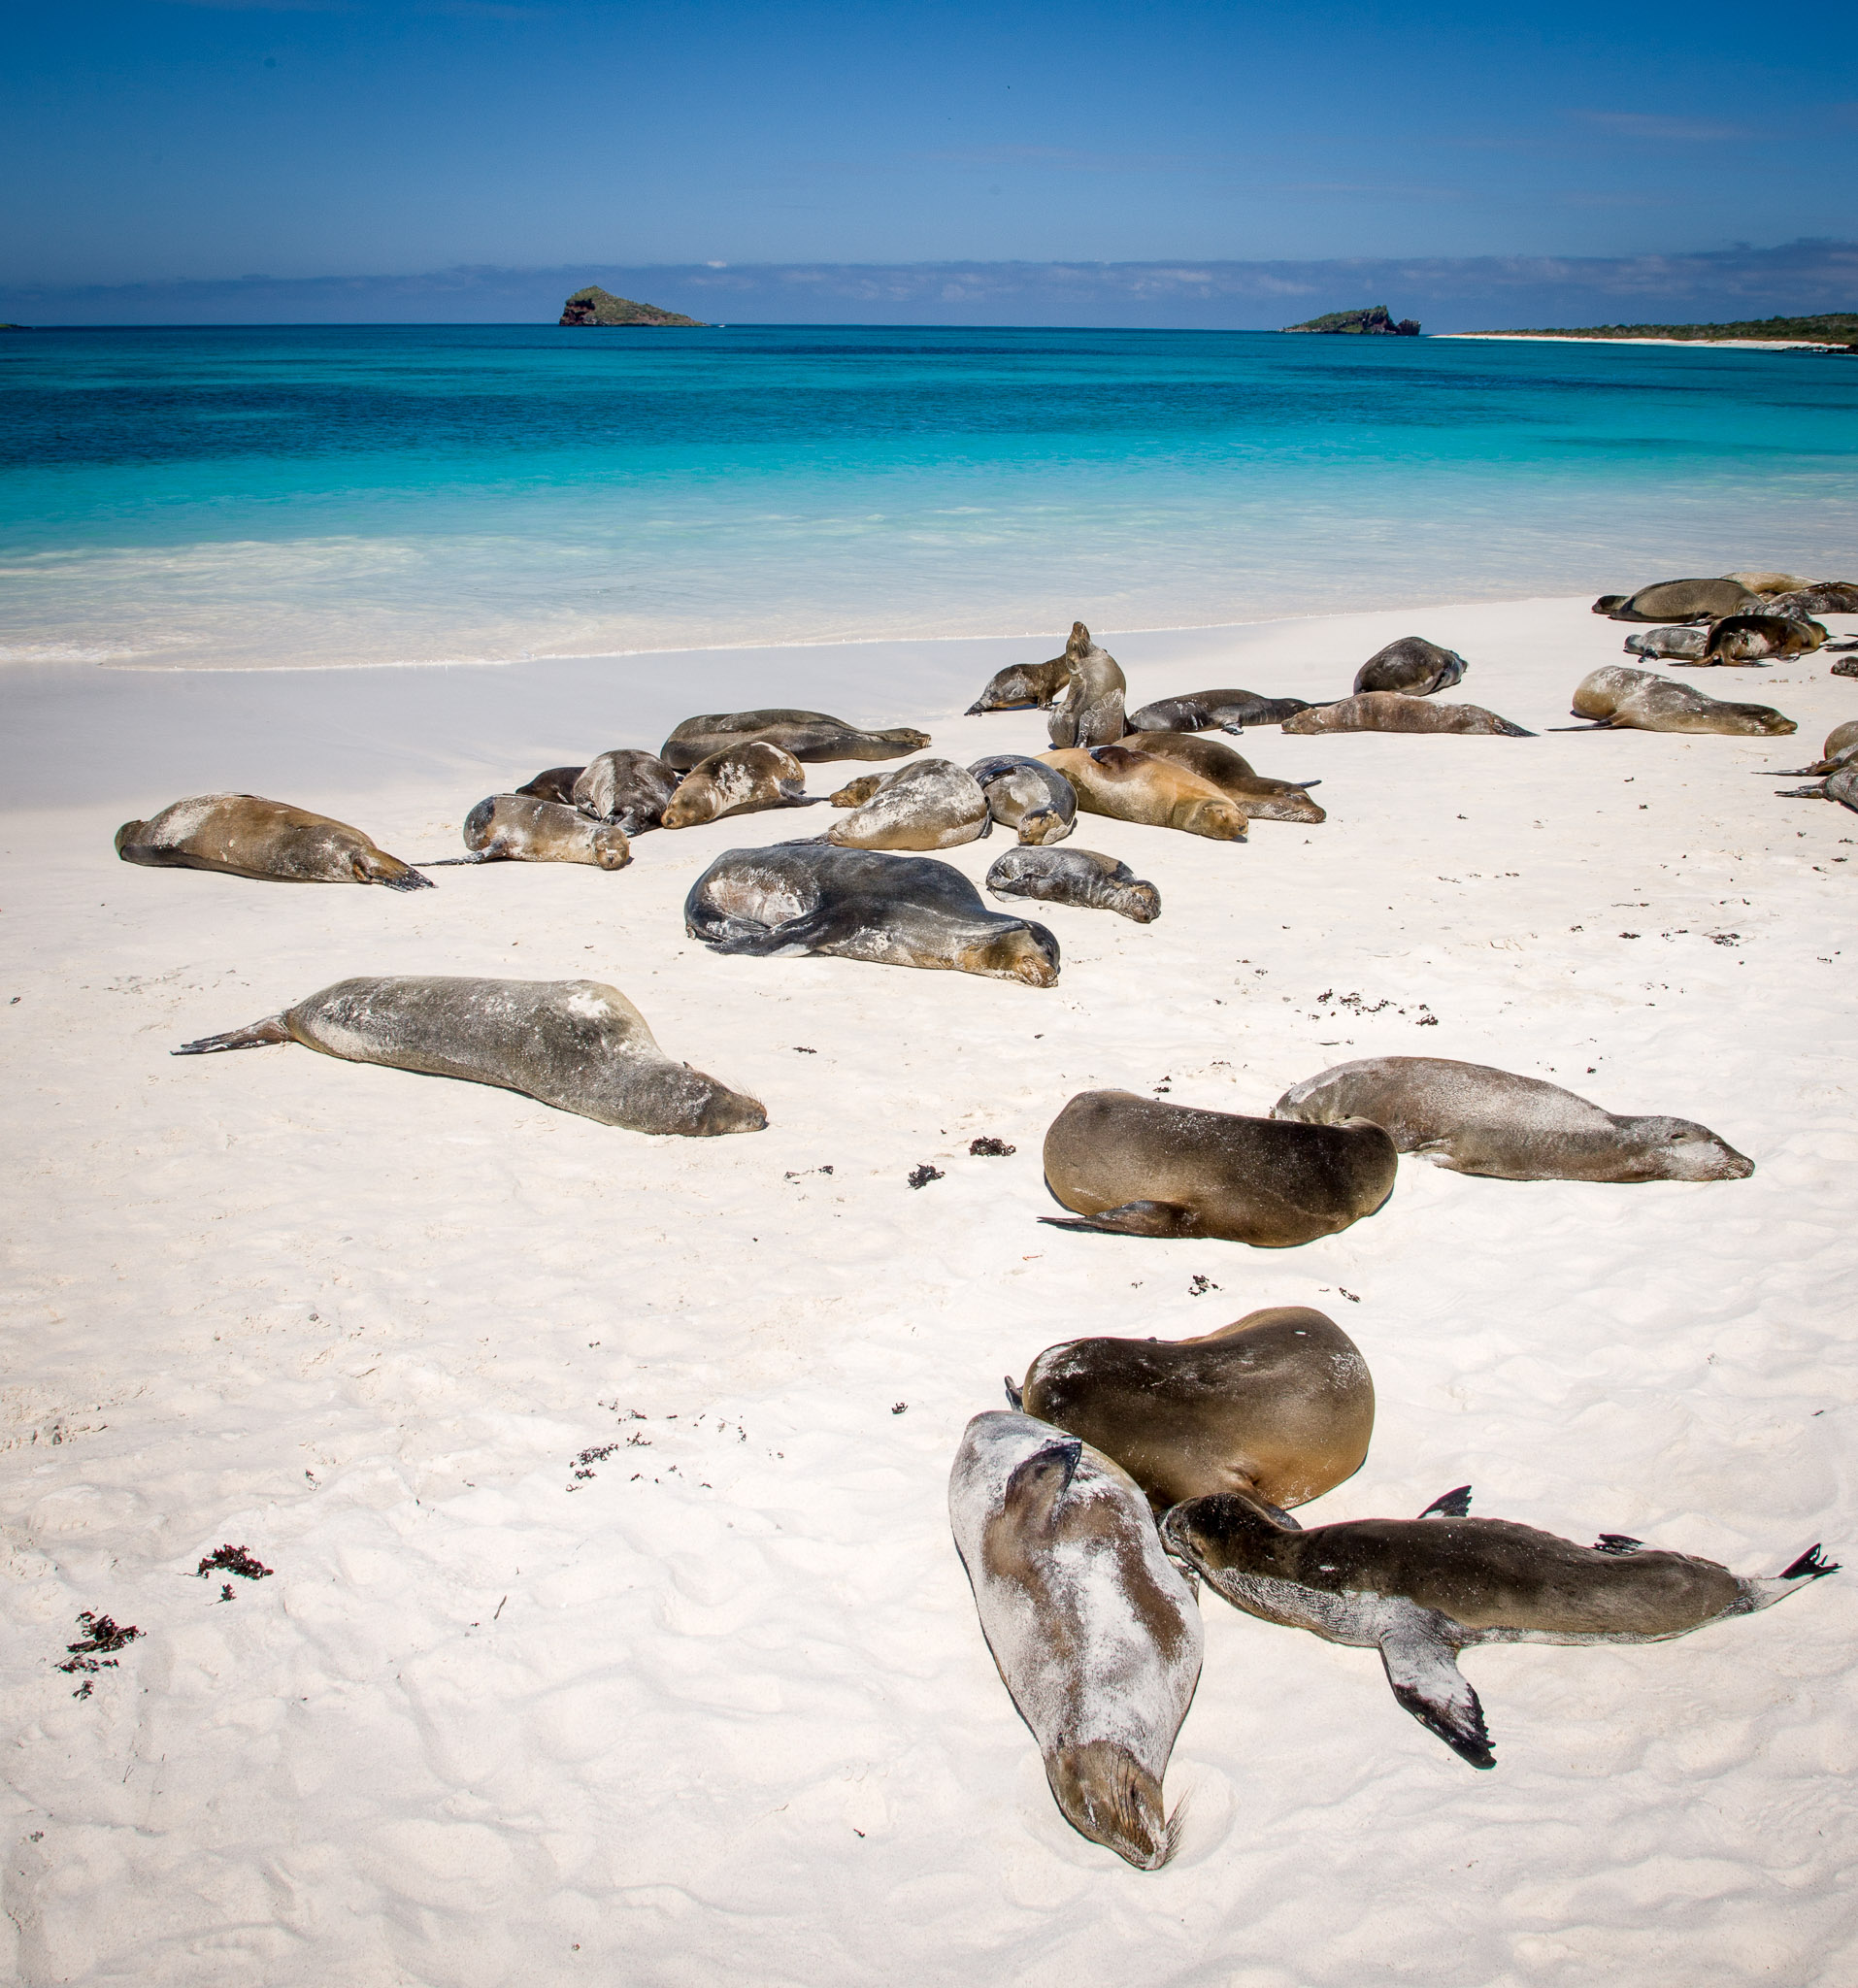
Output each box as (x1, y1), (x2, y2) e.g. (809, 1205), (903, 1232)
(7, 0), (1855, 300)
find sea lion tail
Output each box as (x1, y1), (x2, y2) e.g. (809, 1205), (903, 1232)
(173, 1015), (292, 1055)
(1039, 1200), (1198, 1239)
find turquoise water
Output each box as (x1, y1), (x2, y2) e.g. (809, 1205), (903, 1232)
(3, 324), (1855, 670)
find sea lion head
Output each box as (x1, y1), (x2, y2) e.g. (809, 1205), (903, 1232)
(114, 820), (146, 855)
(349, 845), (435, 891)
(877, 727), (933, 752)
(1045, 1741), (1176, 1871)
(1160, 1489), (1294, 1578)
(1111, 879), (1162, 923)
(1616, 1115), (1755, 1182)
(667, 1065), (770, 1137)
(589, 822), (633, 871)
(1178, 797), (1248, 842)
(1015, 806), (1067, 845)
(830, 775), (885, 808)
(961, 918), (1061, 987)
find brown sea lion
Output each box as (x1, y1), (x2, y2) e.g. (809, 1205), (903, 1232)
(1046, 623), (1128, 750)
(514, 765), (583, 806)
(1040, 746), (1248, 841)
(1125, 689), (1313, 732)
(1593, 579), (1760, 623)
(660, 741), (817, 829)
(1566, 666), (1796, 736)
(829, 774), (884, 808)
(1672, 613), (1827, 666)
(967, 755), (1078, 844)
(985, 846), (1159, 923)
(1352, 637), (1468, 697)
(660, 709), (930, 771)
(571, 749), (682, 833)
(824, 758), (991, 849)
(1763, 583), (1858, 618)
(115, 795), (431, 891)
(1124, 733), (1326, 823)
(966, 652), (1075, 714)
(1280, 693), (1533, 737)
(425, 794), (631, 870)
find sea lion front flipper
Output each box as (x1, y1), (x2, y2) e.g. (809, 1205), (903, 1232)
(1419, 1485), (1473, 1519)
(1594, 1534), (1642, 1555)
(173, 1015), (292, 1055)
(1378, 1613), (1493, 1770)
(1038, 1200), (1199, 1239)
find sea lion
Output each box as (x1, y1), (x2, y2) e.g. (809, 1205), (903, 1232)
(1162, 1486), (1836, 1770)
(660, 741), (817, 829)
(948, 1411), (1203, 1870)
(115, 794), (431, 892)
(571, 749), (682, 833)
(1623, 625), (1709, 662)
(1593, 579), (1760, 623)
(1012, 1307), (1373, 1513)
(1566, 666), (1796, 736)
(172, 976), (766, 1136)
(1760, 719), (1858, 777)
(1126, 689), (1313, 733)
(1272, 1056), (1753, 1182)
(1046, 623), (1128, 750)
(1280, 694), (1533, 738)
(966, 652), (1074, 714)
(1775, 764), (1858, 812)
(1763, 583), (1858, 618)
(1042, 1090), (1397, 1246)
(967, 754), (1078, 844)
(1122, 733), (1326, 823)
(684, 843), (1060, 985)
(425, 793), (631, 870)
(1040, 746), (1248, 842)
(1352, 637), (1468, 697)
(829, 774), (883, 808)
(1674, 613), (1828, 666)
(986, 846), (1159, 923)
(514, 765), (583, 806)
(660, 709), (930, 771)
(824, 757), (991, 850)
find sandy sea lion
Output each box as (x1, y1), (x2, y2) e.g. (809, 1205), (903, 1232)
(824, 757), (990, 849)
(1012, 1307), (1373, 1513)
(1042, 1090), (1398, 1246)
(1593, 579), (1759, 624)
(1163, 1486), (1836, 1770)
(1567, 666), (1795, 736)
(1041, 746), (1248, 841)
(1775, 764), (1858, 812)
(685, 843), (1060, 985)
(515, 765), (583, 806)
(173, 976), (766, 1135)
(967, 652), (1074, 714)
(1352, 637), (1468, 697)
(1124, 733), (1326, 823)
(949, 1411), (1203, 1870)
(661, 709), (930, 771)
(115, 794), (431, 891)
(986, 846), (1159, 923)
(1046, 623), (1128, 749)
(1126, 689), (1313, 733)
(967, 754), (1078, 845)
(1280, 693), (1533, 737)
(1273, 1055), (1752, 1182)
(572, 749), (682, 833)
(660, 741), (816, 829)
(425, 794), (631, 870)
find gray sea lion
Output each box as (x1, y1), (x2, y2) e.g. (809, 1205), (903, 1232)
(514, 765), (583, 806)
(948, 1410), (1203, 1870)
(824, 757), (990, 850)
(1042, 1090), (1398, 1246)
(986, 846), (1159, 923)
(425, 794), (631, 870)
(1012, 1307), (1373, 1513)
(1280, 693), (1532, 738)
(1593, 579), (1759, 623)
(172, 976), (766, 1136)
(1123, 733), (1326, 823)
(1041, 746), (1248, 842)
(571, 749), (682, 833)
(685, 843), (1060, 985)
(1163, 1486), (1836, 1770)
(1775, 764), (1858, 812)
(967, 754), (1078, 845)
(1272, 1055), (1752, 1182)
(115, 794), (432, 892)
(1763, 583), (1858, 618)
(1046, 623), (1128, 750)
(660, 741), (817, 829)
(1352, 637), (1469, 697)
(967, 652), (1074, 714)
(1126, 689), (1313, 733)
(1623, 625), (1709, 662)
(660, 709), (930, 771)
(1566, 666), (1796, 736)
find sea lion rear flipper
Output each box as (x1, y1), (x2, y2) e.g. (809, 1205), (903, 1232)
(1419, 1485), (1472, 1519)
(1218, 721), (1244, 736)
(1780, 1543), (1839, 1580)
(684, 901), (839, 956)
(173, 1015), (292, 1055)
(1379, 1616), (1493, 1770)
(416, 853), (492, 866)
(1774, 782), (1829, 799)
(1039, 1200), (1199, 1238)
(1003, 1375), (1023, 1409)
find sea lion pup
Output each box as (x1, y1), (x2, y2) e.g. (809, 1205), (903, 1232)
(1761, 718), (1858, 777)
(173, 977), (766, 1136)
(1775, 764), (1858, 812)
(1162, 1486), (1837, 1771)
(1592, 578), (1759, 623)
(514, 765), (583, 806)
(824, 757), (991, 850)
(1045, 622), (1128, 750)
(948, 1411), (1202, 1870)
(1280, 693), (1533, 738)
(1012, 1307), (1373, 1513)
(1566, 666), (1796, 736)
(1124, 733), (1326, 823)
(1273, 1056), (1753, 1182)
(115, 795), (432, 892)
(1042, 1090), (1397, 1246)
(571, 749), (682, 834)
(1687, 613), (1828, 665)
(684, 844), (1060, 985)
(1126, 689), (1313, 733)
(1040, 746), (1248, 842)
(425, 794), (631, 870)
(829, 774), (884, 808)
(967, 754), (1078, 844)
(660, 741), (817, 829)
(1352, 636), (1468, 697)
(660, 709), (930, 771)
(966, 651), (1074, 714)
(986, 847), (1160, 923)
(1623, 624), (1709, 662)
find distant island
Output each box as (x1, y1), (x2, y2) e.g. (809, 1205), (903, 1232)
(1282, 306), (1420, 336)
(558, 285), (704, 328)
(1457, 312), (1858, 348)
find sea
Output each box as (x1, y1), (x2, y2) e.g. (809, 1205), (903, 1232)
(3, 323), (1855, 671)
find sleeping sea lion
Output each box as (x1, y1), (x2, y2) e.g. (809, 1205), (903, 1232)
(1672, 613), (1828, 666)
(1592, 579), (1759, 623)
(660, 741), (817, 829)
(172, 977), (766, 1136)
(1046, 623), (1128, 750)
(824, 757), (990, 850)
(425, 794), (631, 870)
(1280, 693), (1532, 738)
(515, 766), (583, 806)
(967, 754), (1078, 845)
(985, 846), (1159, 923)
(572, 749), (682, 833)
(829, 774), (883, 808)
(966, 652), (1075, 714)
(1122, 733), (1325, 823)
(1775, 764), (1858, 812)
(1012, 1307), (1373, 1512)
(1126, 689), (1313, 733)
(1163, 1486), (1836, 1770)
(1623, 625), (1708, 662)
(949, 1411), (1203, 1870)
(1352, 637), (1468, 697)
(1040, 746), (1248, 842)
(684, 844), (1060, 986)
(1042, 1090), (1397, 1246)
(115, 795), (431, 892)
(1763, 583), (1858, 618)
(660, 709), (930, 771)
(1722, 571), (1812, 595)
(1566, 666), (1795, 736)
(1272, 1055), (1752, 1182)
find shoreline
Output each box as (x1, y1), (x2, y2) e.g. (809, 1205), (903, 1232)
(1438, 332), (1847, 350)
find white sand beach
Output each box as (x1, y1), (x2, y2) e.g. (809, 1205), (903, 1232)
(3, 594), (1854, 1986)
(1439, 335), (1850, 351)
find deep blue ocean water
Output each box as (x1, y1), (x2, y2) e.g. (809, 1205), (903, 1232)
(3, 324), (1854, 669)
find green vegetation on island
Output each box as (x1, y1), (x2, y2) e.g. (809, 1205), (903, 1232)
(558, 286), (704, 328)
(1282, 305), (1420, 336)
(1472, 312), (1858, 345)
